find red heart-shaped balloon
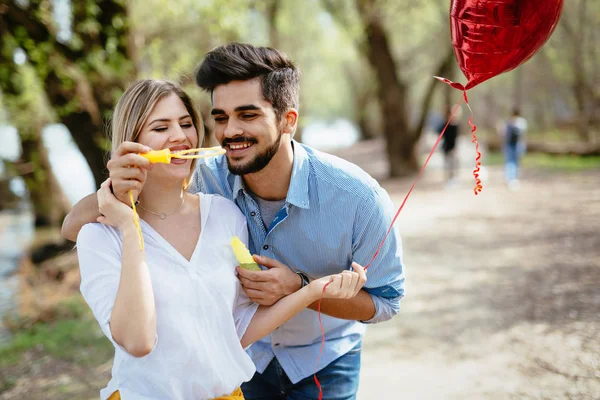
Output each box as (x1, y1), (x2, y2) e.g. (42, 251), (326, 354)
(451, 0), (564, 90)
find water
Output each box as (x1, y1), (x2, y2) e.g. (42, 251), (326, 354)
(302, 119), (360, 151)
(0, 209), (34, 343)
(1, 124), (97, 205)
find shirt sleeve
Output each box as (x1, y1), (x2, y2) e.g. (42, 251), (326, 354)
(352, 187), (406, 324)
(231, 215), (259, 340)
(76, 223), (157, 355)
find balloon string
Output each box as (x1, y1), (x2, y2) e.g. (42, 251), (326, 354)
(313, 281), (332, 400)
(362, 97), (464, 271)
(461, 91), (483, 195)
(312, 95), (465, 397)
(312, 77), (483, 399)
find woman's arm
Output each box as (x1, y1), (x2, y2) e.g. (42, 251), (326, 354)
(109, 223), (157, 357)
(240, 263), (366, 348)
(96, 179), (156, 357)
(240, 286), (316, 348)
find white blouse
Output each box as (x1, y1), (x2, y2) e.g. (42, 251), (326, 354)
(76, 194), (258, 400)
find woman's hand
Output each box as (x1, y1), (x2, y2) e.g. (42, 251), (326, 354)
(308, 262), (367, 300)
(107, 142), (153, 204)
(97, 178), (135, 231)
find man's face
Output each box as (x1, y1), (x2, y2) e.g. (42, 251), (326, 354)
(211, 79), (283, 176)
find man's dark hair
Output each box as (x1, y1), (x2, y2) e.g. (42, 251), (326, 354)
(195, 42), (300, 120)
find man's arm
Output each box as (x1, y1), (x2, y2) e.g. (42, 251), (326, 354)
(61, 193), (101, 242)
(238, 255), (376, 321)
(333, 189), (405, 324)
(62, 141), (153, 242)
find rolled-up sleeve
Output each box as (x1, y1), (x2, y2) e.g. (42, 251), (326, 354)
(352, 187), (405, 324)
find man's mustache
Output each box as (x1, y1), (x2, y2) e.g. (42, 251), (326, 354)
(222, 137), (257, 147)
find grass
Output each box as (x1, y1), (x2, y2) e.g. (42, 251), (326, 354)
(0, 295), (113, 368)
(484, 152), (600, 172)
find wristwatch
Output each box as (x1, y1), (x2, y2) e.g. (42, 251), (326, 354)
(296, 271), (310, 289)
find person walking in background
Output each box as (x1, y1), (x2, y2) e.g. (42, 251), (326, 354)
(502, 108), (528, 190)
(437, 105), (462, 187)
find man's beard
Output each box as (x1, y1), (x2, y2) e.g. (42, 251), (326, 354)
(225, 134), (282, 176)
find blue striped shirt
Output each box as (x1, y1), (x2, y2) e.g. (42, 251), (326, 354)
(189, 141), (405, 383)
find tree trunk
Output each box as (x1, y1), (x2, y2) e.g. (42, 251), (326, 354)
(572, 0), (591, 142)
(61, 112), (109, 187)
(357, 0), (414, 177)
(513, 66), (523, 112)
(356, 0), (455, 177)
(266, 0), (280, 49)
(20, 126), (70, 227)
(561, 0), (592, 143)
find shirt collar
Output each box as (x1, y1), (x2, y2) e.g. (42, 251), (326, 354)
(286, 140), (310, 209)
(231, 140), (310, 209)
(232, 172), (245, 201)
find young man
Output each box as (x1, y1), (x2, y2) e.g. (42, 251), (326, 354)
(62, 43), (405, 400)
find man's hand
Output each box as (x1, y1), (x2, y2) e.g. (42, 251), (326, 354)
(107, 142), (153, 204)
(236, 255), (302, 306)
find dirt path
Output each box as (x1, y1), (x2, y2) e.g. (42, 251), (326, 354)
(342, 140), (600, 399)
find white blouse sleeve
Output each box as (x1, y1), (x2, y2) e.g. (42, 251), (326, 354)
(232, 218), (259, 340)
(76, 223), (128, 349)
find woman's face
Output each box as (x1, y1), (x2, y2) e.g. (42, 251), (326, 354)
(137, 93), (198, 184)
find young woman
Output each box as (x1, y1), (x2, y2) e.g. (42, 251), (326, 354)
(76, 79), (366, 400)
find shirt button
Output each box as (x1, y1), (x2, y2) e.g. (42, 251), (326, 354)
(250, 211), (256, 217)
(263, 245), (269, 250)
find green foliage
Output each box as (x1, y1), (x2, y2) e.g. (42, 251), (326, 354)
(277, 0), (361, 121)
(3, 64), (54, 134)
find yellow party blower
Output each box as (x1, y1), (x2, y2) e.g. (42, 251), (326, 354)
(140, 146), (225, 163)
(230, 236), (262, 271)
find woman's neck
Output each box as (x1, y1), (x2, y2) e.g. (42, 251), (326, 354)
(138, 178), (187, 216)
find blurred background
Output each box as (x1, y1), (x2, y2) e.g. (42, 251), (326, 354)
(0, 0), (598, 399)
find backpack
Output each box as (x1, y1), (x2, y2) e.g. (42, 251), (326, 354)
(506, 123), (521, 146)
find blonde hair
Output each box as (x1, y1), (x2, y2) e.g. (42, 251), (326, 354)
(110, 79), (204, 188)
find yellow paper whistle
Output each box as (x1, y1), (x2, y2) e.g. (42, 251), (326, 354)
(140, 146), (225, 164)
